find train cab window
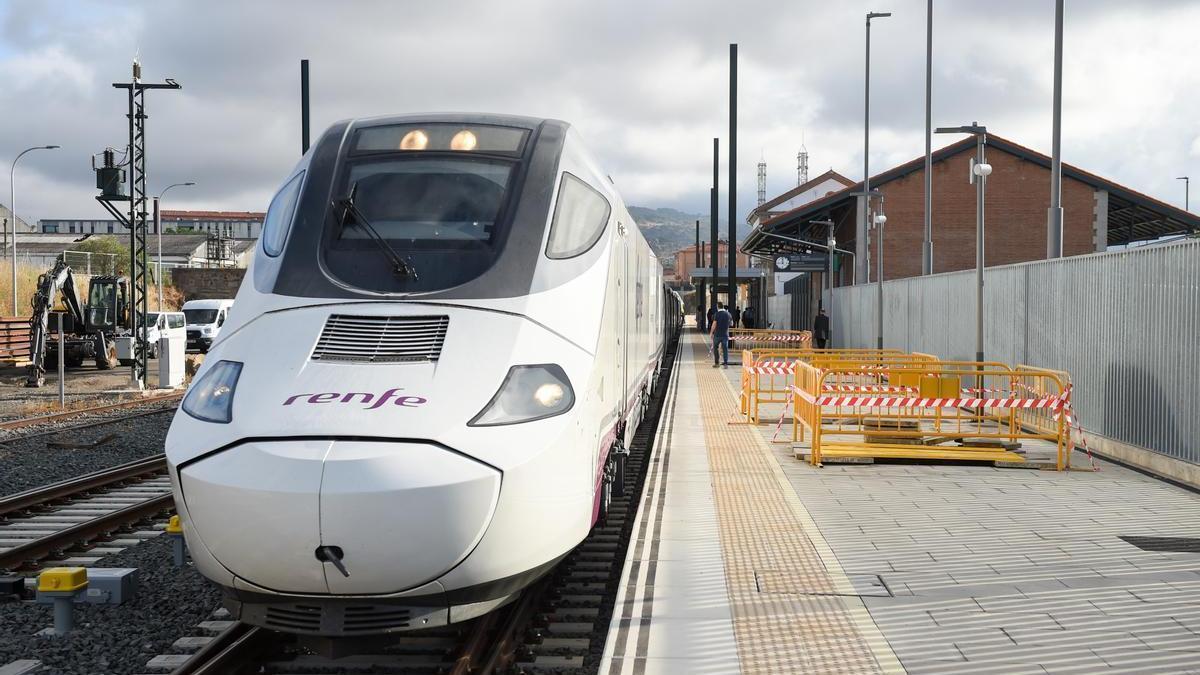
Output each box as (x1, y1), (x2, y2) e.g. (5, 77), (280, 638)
(321, 123), (528, 294)
(339, 159), (512, 244)
(262, 172), (304, 257)
(546, 173), (610, 259)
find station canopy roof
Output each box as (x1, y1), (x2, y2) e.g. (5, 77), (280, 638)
(743, 134), (1200, 257)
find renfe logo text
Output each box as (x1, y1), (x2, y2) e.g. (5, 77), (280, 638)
(283, 388), (428, 410)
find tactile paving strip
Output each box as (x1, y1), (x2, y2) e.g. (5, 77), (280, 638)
(694, 336), (895, 674)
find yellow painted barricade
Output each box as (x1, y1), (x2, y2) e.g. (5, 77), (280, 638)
(791, 361), (1073, 470)
(740, 348), (910, 424)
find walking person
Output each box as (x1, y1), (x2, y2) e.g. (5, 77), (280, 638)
(732, 306), (742, 329)
(742, 305), (755, 330)
(814, 308), (830, 349)
(709, 303), (732, 368)
(706, 305), (716, 333)
(696, 306), (706, 332)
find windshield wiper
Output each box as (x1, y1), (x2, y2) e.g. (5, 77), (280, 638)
(334, 183), (418, 280)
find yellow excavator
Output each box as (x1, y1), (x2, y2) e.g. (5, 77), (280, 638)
(26, 258), (128, 387)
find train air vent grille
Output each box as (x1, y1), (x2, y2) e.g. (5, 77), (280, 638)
(263, 604), (322, 632)
(311, 315), (449, 363)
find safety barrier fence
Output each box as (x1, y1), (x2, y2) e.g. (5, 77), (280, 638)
(0, 317), (32, 365)
(739, 348), (926, 423)
(788, 361), (1073, 470)
(728, 328), (812, 351)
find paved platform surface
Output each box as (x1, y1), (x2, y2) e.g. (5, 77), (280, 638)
(603, 331), (1200, 674)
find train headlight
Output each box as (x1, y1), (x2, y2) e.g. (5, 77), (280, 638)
(469, 364), (574, 427)
(182, 360), (243, 424)
(450, 130), (478, 151)
(399, 129), (429, 150)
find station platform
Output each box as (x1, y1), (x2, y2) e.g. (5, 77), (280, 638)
(601, 330), (1200, 674)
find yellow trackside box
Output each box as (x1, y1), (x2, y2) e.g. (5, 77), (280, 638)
(166, 515), (183, 534)
(919, 375), (960, 399)
(38, 567), (87, 593)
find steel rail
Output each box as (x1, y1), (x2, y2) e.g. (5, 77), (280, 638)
(0, 454), (167, 518)
(478, 578), (551, 673)
(0, 391), (183, 431)
(447, 611), (499, 675)
(0, 492), (174, 570)
(169, 622), (283, 675)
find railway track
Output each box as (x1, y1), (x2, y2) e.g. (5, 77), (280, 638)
(0, 454), (173, 571)
(161, 335), (682, 675)
(0, 391), (183, 433)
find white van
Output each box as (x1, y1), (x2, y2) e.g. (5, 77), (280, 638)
(183, 299), (235, 353)
(143, 311), (186, 358)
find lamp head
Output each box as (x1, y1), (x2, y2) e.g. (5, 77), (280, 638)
(867, 11), (892, 19)
(44, 145), (60, 150)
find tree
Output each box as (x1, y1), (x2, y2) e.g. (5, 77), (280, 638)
(71, 236), (130, 275)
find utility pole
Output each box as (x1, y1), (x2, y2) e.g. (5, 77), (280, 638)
(97, 59), (181, 389)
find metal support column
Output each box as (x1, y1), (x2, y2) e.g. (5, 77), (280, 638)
(728, 44), (738, 313)
(301, 59), (311, 154)
(710, 141), (719, 311)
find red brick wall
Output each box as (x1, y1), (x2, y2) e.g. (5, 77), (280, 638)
(670, 243), (750, 283)
(871, 146), (1095, 280)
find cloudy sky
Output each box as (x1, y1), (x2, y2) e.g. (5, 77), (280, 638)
(2, 0), (1198, 227)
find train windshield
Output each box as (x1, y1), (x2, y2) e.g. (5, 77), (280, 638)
(338, 159), (512, 245)
(322, 124), (528, 293)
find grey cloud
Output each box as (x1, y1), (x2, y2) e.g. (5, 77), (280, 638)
(1, 0), (1198, 226)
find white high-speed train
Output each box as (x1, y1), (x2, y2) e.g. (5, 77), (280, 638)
(166, 114), (683, 637)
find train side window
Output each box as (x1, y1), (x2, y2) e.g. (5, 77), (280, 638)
(262, 171), (305, 257)
(546, 173), (611, 259)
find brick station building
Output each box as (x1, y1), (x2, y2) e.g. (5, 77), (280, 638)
(667, 241), (750, 286)
(743, 133), (1200, 327)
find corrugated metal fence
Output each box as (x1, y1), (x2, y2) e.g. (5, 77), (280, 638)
(828, 240), (1200, 465)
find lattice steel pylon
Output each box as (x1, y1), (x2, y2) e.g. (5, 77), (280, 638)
(99, 60), (181, 389)
(756, 156), (767, 206)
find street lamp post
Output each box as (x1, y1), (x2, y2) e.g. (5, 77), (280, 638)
(9, 145), (60, 315)
(1047, 0), (1065, 258)
(154, 182), (195, 310)
(863, 11), (891, 287)
(1177, 176), (1190, 213)
(874, 205), (887, 350)
(923, 0), (934, 275)
(936, 123), (990, 362)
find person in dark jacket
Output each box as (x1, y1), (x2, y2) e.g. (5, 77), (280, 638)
(709, 303), (732, 367)
(732, 306), (742, 328)
(742, 306), (756, 329)
(696, 306), (706, 332)
(814, 309), (831, 349)
(706, 306), (716, 331)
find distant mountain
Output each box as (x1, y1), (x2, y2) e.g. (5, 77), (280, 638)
(627, 206), (742, 258)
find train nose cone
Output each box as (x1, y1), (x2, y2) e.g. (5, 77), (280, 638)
(178, 440), (501, 594)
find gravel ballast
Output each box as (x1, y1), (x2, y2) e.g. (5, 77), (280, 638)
(0, 533), (222, 674)
(0, 405), (176, 498)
